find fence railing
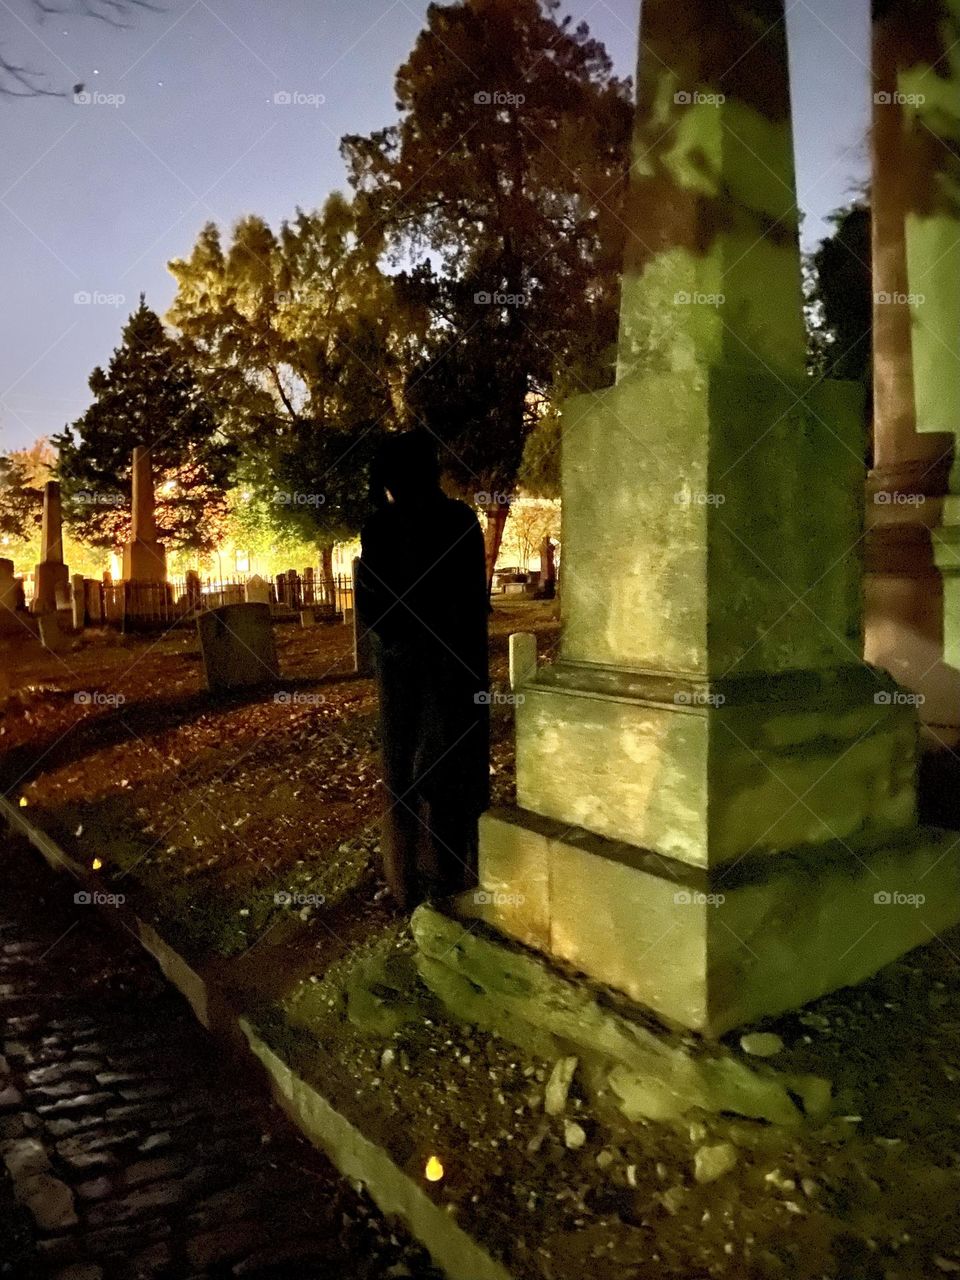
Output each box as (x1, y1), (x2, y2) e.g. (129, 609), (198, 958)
(84, 571), (354, 632)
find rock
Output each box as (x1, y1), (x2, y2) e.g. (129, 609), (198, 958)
(660, 1186), (687, 1215)
(934, 1258), (960, 1274)
(694, 1142), (738, 1184)
(52, 1266), (104, 1280)
(3, 1137), (51, 1178)
(596, 1149), (615, 1171)
(563, 1120), (587, 1150)
(544, 1056), (578, 1117)
(740, 1032), (784, 1058)
(801, 1177), (819, 1199)
(18, 1172), (79, 1231)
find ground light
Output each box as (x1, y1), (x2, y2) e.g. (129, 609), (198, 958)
(424, 1155), (444, 1183)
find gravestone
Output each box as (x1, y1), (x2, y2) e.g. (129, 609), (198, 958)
(70, 574), (85, 631)
(38, 612), (68, 654)
(351, 557), (374, 677)
(300, 609), (316, 628)
(32, 482), (69, 614)
(0, 559), (20, 635)
(244, 574), (271, 605)
(197, 602), (279, 694)
(469, 0), (960, 1037)
(185, 570), (203, 609)
(84, 579), (103, 624)
(303, 566), (315, 605)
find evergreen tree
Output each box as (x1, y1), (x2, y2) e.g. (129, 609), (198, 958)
(54, 296), (233, 555)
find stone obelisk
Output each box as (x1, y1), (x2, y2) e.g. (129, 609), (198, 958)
(122, 447), (167, 585)
(470, 0), (960, 1036)
(32, 481), (69, 614)
(865, 0), (960, 750)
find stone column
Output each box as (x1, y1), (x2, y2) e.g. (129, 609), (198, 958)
(865, 0), (960, 748)
(121, 447), (167, 584)
(32, 481), (69, 614)
(469, 0), (960, 1036)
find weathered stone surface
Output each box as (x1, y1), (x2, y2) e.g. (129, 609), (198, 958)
(413, 904), (825, 1125)
(197, 603), (279, 694)
(740, 1033), (784, 1058)
(472, 809), (960, 1037)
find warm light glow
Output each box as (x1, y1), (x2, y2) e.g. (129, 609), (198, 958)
(425, 1155), (444, 1182)
(18, 796), (27, 807)
(91, 858), (103, 871)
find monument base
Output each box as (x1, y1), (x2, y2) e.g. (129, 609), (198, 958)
(514, 660), (918, 869)
(468, 807), (960, 1037)
(32, 561), (69, 614)
(122, 539), (167, 582)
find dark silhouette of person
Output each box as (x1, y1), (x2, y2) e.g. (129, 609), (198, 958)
(356, 431), (490, 909)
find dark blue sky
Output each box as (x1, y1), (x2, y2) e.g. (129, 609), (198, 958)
(0, 0), (869, 452)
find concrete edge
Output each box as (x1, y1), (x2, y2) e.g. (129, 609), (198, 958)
(0, 796), (513, 1280)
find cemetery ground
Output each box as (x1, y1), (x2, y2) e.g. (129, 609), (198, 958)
(3, 602), (960, 1280)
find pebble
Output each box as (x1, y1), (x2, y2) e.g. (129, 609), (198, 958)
(739, 1032), (784, 1057)
(693, 1142), (738, 1184)
(563, 1120), (587, 1150)
(545, 1056), (578, 1117)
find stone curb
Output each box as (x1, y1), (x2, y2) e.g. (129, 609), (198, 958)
(0, 795), (513, 1280)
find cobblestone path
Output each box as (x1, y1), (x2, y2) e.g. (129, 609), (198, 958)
(0, 833), (441, 1280)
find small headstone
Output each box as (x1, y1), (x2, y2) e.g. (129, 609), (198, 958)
(509, 632), (537, 690)
(84, 579), (103, 624)
(38, 613), (68, 653)
(70, 574), (85, 631)
(244, 574), (271, 605)
(197, 602), (279, 694)
(300, 609), (316, 628)
(184, 569), (202, 608)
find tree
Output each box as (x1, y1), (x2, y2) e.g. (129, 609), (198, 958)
(54, 297), (232, 555)
(168, 194), (422, 572)
(0, 439), (54, 561)
(804, 200), (873, 446)
(1, 1), (160, 98)
(341, 0), (631, 582)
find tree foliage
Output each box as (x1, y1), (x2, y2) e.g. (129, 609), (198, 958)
(805, 200), (873, 390)
(342, 0), (631, 519)
(54, 297), (232, 553)
(168, 194), (422, 547)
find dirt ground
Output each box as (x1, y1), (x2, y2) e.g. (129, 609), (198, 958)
(4, 603), (960, 1280)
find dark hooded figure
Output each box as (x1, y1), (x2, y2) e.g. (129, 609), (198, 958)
(356, 431), (490, 909)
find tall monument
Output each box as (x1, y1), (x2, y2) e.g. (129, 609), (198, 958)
(32, 481), (69, 614)
(122, 446), (167, 584)
(866, 0), (960, 750)
(469, 0), (960, 1036)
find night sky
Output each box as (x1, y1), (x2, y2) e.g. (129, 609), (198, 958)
(0, 0), (869, 452)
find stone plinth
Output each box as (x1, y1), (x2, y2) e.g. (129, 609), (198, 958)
(468, 0), (960, 1036)
(351, 557), (374, 676)
(197, 603), (279, 694)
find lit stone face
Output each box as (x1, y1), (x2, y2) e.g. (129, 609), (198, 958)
(463, 0), (960, 1035)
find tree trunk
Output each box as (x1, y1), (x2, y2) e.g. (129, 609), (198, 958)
(482, 502), (510, 595)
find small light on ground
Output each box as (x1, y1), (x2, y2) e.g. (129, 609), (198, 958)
(91, 858), (103, 871)
(18, 796), (27, 807)
(425, 1155), (444, 1182)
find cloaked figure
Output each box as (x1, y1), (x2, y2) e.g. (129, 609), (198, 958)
(356, 432), (489, 909)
